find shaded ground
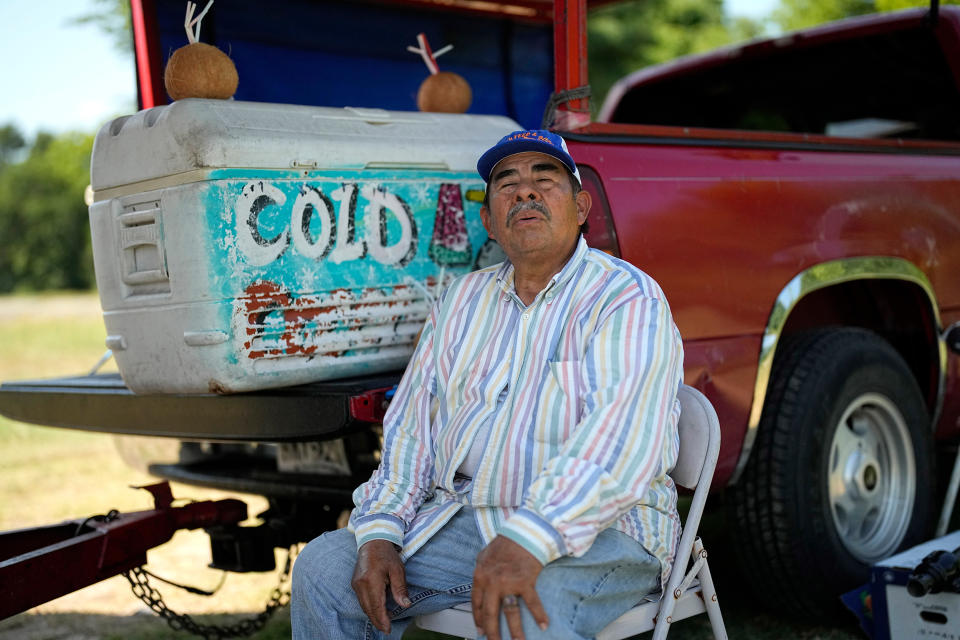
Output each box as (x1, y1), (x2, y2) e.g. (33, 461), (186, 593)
(1, 495), (865, 640)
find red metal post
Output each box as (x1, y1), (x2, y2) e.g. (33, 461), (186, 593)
(553, 0), (589, 118)
(130, 0), (164, 109)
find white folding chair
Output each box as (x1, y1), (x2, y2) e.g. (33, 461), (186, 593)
(415, 383), (727, 640)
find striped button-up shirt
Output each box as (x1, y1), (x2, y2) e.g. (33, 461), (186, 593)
(350, 237), (684, 584)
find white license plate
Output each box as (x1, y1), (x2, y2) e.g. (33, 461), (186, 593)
(277, 440), (350, 475)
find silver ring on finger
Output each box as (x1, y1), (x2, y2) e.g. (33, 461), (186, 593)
(502, 594), (520, 608)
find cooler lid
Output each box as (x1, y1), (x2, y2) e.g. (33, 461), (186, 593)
(91, 99), (519, 192)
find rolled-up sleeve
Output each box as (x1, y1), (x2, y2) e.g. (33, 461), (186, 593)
(348, 304), (440, 549)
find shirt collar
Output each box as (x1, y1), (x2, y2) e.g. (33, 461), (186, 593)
(495, 236), (589, 300)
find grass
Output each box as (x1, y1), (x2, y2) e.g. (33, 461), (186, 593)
(0, 292), (289, 640)
(0, 292), (866, 639)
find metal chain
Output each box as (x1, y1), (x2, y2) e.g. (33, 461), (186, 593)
(124, 545), (297, 639)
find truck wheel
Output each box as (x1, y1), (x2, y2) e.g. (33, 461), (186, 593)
(727, 328), (934, 618)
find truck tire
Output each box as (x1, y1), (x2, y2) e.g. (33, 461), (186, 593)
(727, 327), (934, 618)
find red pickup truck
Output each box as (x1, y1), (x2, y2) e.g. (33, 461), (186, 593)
(2, 0), (958, 618)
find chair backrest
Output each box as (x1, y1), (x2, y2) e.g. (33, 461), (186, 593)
(670, 384), (716, 490)
(648, 384), (723, 639)
(662, 384), (721, 589)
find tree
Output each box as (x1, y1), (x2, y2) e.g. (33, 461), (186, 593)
(771, 0), (873, 31)
(772, 0), (959, 32)
(0, 129), (95, 292)
(0, 1), (132, 293)
(0, 125), (26, 167)
(876, 0), (960, 9)
(588, 0), (764, 114)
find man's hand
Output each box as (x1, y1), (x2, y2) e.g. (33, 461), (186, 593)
(351, 539), (412, 633)
(472, 535), (549, 640)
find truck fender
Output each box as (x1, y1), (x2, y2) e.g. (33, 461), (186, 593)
(731, 256), (945, 485)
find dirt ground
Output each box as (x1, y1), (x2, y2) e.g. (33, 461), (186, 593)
(0, 292), (104, 322)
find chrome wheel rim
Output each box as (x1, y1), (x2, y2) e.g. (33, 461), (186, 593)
(828, 392), (915, 563)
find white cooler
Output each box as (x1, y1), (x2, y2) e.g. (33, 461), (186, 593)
(89, 99), (516, 394)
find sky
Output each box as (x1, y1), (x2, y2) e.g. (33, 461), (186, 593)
(0, 0), (136, 139)
(0, 0), (778, 140)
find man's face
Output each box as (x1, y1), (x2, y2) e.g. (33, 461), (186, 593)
(479, 152), (590, 263)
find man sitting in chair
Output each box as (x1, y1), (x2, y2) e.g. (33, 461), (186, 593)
(292, 130), (684, 640)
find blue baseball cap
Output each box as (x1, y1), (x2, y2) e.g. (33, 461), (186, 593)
(477, 129), (580, 186)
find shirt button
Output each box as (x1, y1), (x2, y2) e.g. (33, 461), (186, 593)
(522, 314), (529, 320)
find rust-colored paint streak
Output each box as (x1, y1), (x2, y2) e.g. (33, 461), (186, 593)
(241, 281), (291, 357)
(285, 304), (338, 324)
(237, 280), (422, 361)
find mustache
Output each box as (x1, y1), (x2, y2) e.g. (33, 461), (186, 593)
(506, 200), (551, 226)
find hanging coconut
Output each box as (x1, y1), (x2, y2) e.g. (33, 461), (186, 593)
(407, 33), (471, 114)
(417, 71), (472, 114)
(165, 42), (238, 100)
(163, 1), (238, 101)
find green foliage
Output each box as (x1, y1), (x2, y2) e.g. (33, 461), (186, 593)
(771, 0), (874, 31)
(0, 125), (26, 166)
(877, 0), (960, 9)
(588, 0), (764, 113)
(772, 0), (959, 31)
(0, 0), (132, 293)
(0, 126), (95, 292)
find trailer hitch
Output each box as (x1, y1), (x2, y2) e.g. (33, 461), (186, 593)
(0, 481), (247, 620)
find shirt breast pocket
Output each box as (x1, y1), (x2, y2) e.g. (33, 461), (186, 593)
(539, 360), (583, 443)
(440, 345), (472, 402)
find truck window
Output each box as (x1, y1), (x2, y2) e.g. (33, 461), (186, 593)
(607, 25), (960, 141)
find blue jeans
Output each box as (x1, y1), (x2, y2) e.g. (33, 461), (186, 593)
(291, 507), (661, 640)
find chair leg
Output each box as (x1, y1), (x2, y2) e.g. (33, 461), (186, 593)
(651, 553), (692, 640)
(692, 539), (727, 640)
